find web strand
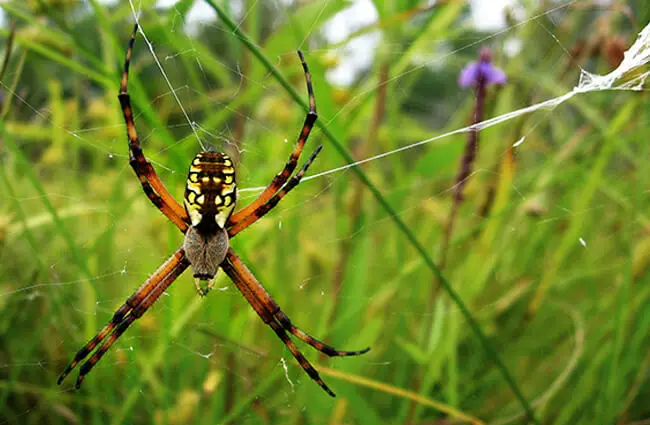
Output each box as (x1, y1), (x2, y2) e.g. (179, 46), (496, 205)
(300, 21), (650, 183)
(128, 0), (207, 151)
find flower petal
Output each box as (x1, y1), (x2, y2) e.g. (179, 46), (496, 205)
(458, 62), (479, 87)
(483, 63), (507, 85)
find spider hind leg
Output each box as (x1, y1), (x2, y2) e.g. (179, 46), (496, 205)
(274, 311), (371, 357)
(58, 249), (189, 388)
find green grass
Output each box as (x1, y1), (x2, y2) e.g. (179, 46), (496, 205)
(1, 1), (650, 424)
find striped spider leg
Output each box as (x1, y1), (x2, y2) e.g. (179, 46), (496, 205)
(221, 249), (369, 397)
(118, 24), (189, 233)
(58, 249), (190, 388)
(226, 49), (318, 236)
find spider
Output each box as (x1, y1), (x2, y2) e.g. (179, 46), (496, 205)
(57, 24), (369, 397)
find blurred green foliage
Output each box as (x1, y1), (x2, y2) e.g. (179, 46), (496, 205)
(1, 0), (650, 424)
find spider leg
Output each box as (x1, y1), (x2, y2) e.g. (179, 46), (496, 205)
(75, 252), (189, 388)
(222, 249), (369, 396)
(227, 144), (322, 237)
(220, 252), (334, 396)
(266, 320), (335, 397)
(227, 50), (317, 227)
(58, 248), (189, 387)
(119, 24), (189, 233)
(225, 248), (368, 356)
(57, 303), (130, 385)
(76, 313), (137, 389)
(274, 311), (370, 357)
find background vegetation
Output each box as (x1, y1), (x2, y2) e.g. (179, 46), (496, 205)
(1, 0), (650, 424)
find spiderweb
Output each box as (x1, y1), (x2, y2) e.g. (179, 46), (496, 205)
(1, 1), (649, 424)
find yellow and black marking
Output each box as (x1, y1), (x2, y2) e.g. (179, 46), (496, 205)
(184, 152), (237, 231)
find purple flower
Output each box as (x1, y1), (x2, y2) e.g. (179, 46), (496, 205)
(458, 47), (507, 88)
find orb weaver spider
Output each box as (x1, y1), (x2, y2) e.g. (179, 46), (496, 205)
(57, 24), (369, 397)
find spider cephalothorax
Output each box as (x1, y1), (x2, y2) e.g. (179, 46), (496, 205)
(184, 152), (236, 229)
(183, 152), (236, 294)
(58, 23), (369, 397)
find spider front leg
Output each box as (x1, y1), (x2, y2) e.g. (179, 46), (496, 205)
(119, 24), (189, 233)
(227, 50), (318, 229)
(228, 144), (322, 237)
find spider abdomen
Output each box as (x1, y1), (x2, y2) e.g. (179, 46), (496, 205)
(184, 152), (237, 230)
(183, 225), (229, 280)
